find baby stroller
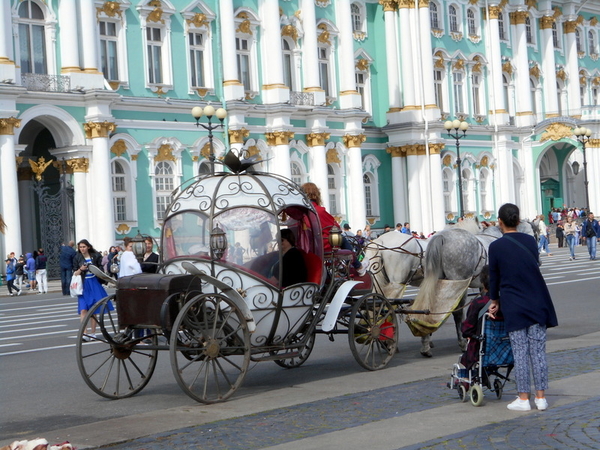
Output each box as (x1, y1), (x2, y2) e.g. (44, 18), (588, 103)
(448, 312), (514, 406)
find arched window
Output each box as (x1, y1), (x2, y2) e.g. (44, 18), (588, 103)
(363, 173), (374, 217)
(430, 2), (440, 29)
(479, 167), (491, 212)
(503, 73), (511, 114)
(498, 12), (506, 41)
(467, 9), (476, 36)
(472, 72), (483, 115)
(291, 161), (303, 186)
(434, 68), (445, 113)
(18, 0), (47, 74)
(449, 5), (459, 33)
(327, 164), (338, 215)
(318, 45), (332, 97)
(155, 161), (175, 220)
(576, 28), (583, 53)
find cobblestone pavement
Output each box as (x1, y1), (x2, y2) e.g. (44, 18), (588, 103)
(96, 345), (600, 450)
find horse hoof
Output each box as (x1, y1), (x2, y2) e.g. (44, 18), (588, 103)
(420, 350), (433, 358)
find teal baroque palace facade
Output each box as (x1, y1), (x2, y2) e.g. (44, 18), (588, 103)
(0, 0), (599, 268)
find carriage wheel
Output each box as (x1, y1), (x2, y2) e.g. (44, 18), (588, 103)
(170, 293), (251, 404)
(273, 328), (316, 369)
(76, 295), (158, 399)
(470, 384), (484, 407)
(348, 293), (398, 371)
(493, 378), (503, 400)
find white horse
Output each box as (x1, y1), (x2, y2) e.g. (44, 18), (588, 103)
(413, 220), (534, 357)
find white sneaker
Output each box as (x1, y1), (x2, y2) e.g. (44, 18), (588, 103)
(534, 397), (548, 411)
(17, 290), (22, 296)
(507, 397), (531, 411)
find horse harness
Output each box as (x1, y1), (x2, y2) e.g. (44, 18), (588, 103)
(366, 236), (426, 287)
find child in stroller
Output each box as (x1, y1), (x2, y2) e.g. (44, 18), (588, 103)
(448, 265), (514, 406)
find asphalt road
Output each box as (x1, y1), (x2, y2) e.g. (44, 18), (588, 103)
(1, 244), (599, 446)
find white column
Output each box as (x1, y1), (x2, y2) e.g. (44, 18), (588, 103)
(301, 0), (326, 106)
(429, 151), (446, 233)
(307, 132), (330, 210)
(72, 167), (90, 242)
(511, 10), (534, 126)
(564, 20), (581, 117)
(540, 15), (559, 117)
(84, 122), (115, 252)
(220, 0), (245, 101)
(406, 151), (422, 234)
(493, 136), (514, 206)
(346, 146), (366, 232)
(266, 132), (293, 180)
(588, 140), (599, 214)
(417, 2), (436, 109)
(388, 148), (408, 228)
(398, 5), (415, 108)
(259, 0), (289, 104)
(382, 4), (401, 112)
(417, 153), (432, 235)
(0, 129), (23, 256)
(0, 1), (15, 81)
(484, 6), (508, 124)
(58, 0), (81, 72)
(79, 0), (99, 73)
(336, 0), (362, 109)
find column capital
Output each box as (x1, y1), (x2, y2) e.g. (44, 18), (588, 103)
(265, 131), (294, 146)
(66, 157), (89, 173)
(342, 134), (366, 148)
(0, 117), (21, 135)
(306, 132), (330, 147)
(379, 0), (398, 12)
(486, 5), (502, 20)
(228, 128), (250, 144)
(83, 121), (117, 139)
(587, 138), (600, 148)
(563, 20), (577, 33)
(510, 11), (528, 25)
(428, 143), (445, 155)
(540, 15), (555, 29)
(386, 146), (404, 157)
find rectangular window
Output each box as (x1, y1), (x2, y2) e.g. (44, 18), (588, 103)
(156, 196), (170, 220)
(364, 185), (372, 216)
(329, 194), (338, 215)
(189, 32), (205, 88)
(99, 21), (119, 81)
(472, 74), (481, 115)
(434, 69), (444, 111)
(236, 37), (251, 90)
(453, 72), (464, 113)
(114, 197), (126, 221)
(356, 72), (366, 109)
(147, 27), (163, 84)
(319, 47), (330, 96)
(283, 52), (293, 89)
(112, 175), (125, 192)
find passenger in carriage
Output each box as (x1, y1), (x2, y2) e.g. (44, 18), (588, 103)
(300, 182), (368, 276)
(271, 228), (307, 288)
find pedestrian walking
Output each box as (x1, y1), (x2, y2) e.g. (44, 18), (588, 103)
(488, 203), (558, 412)
(564, 217), (577, 260)
(35, 249), (48, 294)
(555, 221), (564, 248)
(581, 212), (600, 260)
(537, 215), (552, 256)
(59, 241), (76, 296)
(14, 256), (25, 291)
(5, 258), (22, 296)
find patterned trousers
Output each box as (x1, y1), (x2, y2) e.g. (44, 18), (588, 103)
(508, 323), (548, 393)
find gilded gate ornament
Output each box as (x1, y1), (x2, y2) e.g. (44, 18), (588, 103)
(29, 157), (53, 181)
(540, 123), (574, 142)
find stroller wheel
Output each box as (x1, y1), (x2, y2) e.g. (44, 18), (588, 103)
(458, 384), (468, 402)
(470, 384), (484, 407)
(493, 378), (503, 399)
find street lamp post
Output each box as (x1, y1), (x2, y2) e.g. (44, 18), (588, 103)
(191, 105), (227, 174)
(573, 127), (592, 211)
(444, 119), (469, 219)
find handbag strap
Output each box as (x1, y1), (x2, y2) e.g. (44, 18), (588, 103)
(504, 234), (539, 266)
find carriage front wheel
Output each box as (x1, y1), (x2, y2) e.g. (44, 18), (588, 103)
(76, 295), (158, 399)
(348, 293), (398, 371)
(169, 292), (251, 404)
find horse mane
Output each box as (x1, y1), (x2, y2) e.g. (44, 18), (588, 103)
(445, 217), (481, 235)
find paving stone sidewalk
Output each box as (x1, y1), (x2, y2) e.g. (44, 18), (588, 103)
(94, 345), (600, 450)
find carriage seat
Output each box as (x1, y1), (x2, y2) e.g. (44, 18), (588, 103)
(301, 251), (323, 285)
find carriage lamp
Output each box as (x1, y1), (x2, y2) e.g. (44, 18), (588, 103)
(329, 226), (343, 249)
(444, 119), (469, 219)
(210, 225), (227, 260)
(131, 231), (147, 262)
(573, 127), (593, 210)
(191, 105), (227, 175)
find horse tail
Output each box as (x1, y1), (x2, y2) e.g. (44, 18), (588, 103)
(414, 233), (445, 305)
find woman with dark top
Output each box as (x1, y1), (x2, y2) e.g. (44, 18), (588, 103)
(488, 203), (558, 412)
(73, 239), (113, 340)
(272, 228), (307, 288)
(141, 237), (159, 273)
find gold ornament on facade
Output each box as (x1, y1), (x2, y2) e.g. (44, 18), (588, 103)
(108, 81), (121, 90)
(540, 123), (574, 142)
(576, 15), (584, 24)
(530, 64), (541, 79)
(434, 51), (445, 68)
(265, 131), (295, 146)
(281, 24), (298, 43)
(552, 7), (562, 19)
(540, 15), (554, 29)
(417, 0), (429, 8)
(510, 11), (528, 25)
(245, 145), (260, 158)
(152, 86), (167, 96)
(200, 142), (212, 160)
(469, 0), (479, 4)
(155, 144), (176, 161)
(192, 155), (199, 162)
(111, 139), (128, 157)
(579, 72), (587, 86)
(563, 21), (577, 33)
(342, 134), (366, 148)
(96, 1), (122, 20)
(442, 154), (453, 166)
(195, 88), (209, 98)
(229, 128), (250, 144)
(588, 139), (600, 148)
(452, 58), (464, 71)
(386, 146), (404, 157)
(306, 132), (330, 147)
(187, 13), (209, 29)
(16, 156), (23, 166)
(592, 77), (600, 86)
(591, 17), (598, 27)
(326, 148), (341, 164)
(499, 0), (508, 8)
(116, 223), (131, 235)
(556, 69), (567, 81)
(317, 23), (331, 45)
(66, 158), (89, 173)
(147, 4), (165, 24)
(502, 61), (513, 74)
(29, 157), (53, 181)
(428, 143), (445, 154)
(0, 117), (21, 135)
(480, 156), (489, 167)
(397, 0), (412, 8)
(131, 154), (138, 161)
(237, 19), (253, 35)
(84, 121), (116, 139)
(487, 5), (502, 20)
(355, 59), (370, 71)
(525, 0), (536, 10)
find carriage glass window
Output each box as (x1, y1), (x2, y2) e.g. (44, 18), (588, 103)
(162, 211), (211, 260)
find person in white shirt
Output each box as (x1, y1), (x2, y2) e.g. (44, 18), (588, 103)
(118, 237), (142, 278)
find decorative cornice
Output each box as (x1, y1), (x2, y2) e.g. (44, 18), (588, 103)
(66, 157), (89, 173)
(418, 0), (429, 7)
(540, 15), (555, 29)
(304, 132), (329, 147)
(229, 128), (250, 144)
(154, 144), (176, 161)
(342, 134), (367, 148)
(265, 131), (295, 146)
(428, 143), (445, 155)
(379, 0), (398, 10)
(0, 117), (21, 135)
(587, 139), (600, 148)
(84, 121), (116, 139)
(111, 139), (128, 157)
(29, 157), (53, 181)
(540, 123), (573, 142)
(510, 11), (528, 25)
(326, 148), (341, 164)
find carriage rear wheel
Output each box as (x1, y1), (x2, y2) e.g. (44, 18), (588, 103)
(170, 293), (251, 404)
(76, 295), (158, 399)
(470, 384), (484, 406)
(348, 293), (398, 371)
